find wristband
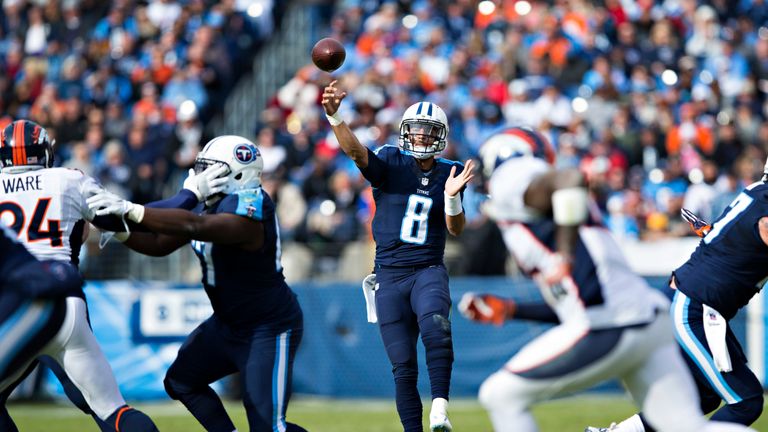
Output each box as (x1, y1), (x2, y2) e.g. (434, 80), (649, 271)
(127, 204), (145, 223)
(326, 111), (343, 126)
(552, 187), (588, 226)
(444, 192), (463, 216)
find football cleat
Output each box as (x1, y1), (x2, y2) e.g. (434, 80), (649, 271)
(584, 423), (618, 432)
(429, 415), (452, 432)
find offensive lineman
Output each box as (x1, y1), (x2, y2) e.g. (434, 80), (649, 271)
(88, 135), (307, 432)
(458, 126), (755, 432)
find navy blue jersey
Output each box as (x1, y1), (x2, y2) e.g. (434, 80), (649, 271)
(675, 181), (768, 320)
(191, 188), (300, 328)
(360, 145), (464, 267)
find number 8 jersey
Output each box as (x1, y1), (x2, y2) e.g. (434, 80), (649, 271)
(674, 181), (768, 320)
(360, 145), (464, 268)
(0, 167), (97, 266)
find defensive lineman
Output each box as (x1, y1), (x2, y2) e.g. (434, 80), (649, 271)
(459, 126), (755, 432)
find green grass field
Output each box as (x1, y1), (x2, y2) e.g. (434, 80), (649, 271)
(8, 395), (768, 431)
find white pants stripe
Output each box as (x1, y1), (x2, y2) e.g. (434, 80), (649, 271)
(272, 330), (290, 432)
(671, 291), (741, 405)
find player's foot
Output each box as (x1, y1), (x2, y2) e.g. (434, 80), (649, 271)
(429, 415), (452, 432)
(584, 423), (617, 432)
(430, 397), (452, 432)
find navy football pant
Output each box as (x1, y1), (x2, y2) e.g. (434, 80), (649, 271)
(375, 264), (454, 432)
(669, 291), (763, 425)
(0, 292), (66, 432)
(164, 313), (305, 432)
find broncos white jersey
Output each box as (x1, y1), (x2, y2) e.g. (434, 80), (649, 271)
(488, 157), (660, 329)
(0, 167), (96, 264)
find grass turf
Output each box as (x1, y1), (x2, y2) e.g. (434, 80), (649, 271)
(8, 394), (768, 431)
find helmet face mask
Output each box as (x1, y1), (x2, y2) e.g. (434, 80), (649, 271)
(195, 135), (263, 195)
(0, 120), (55, 172)
(399, 102), (448, 159)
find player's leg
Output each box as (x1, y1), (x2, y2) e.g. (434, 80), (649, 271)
(163, 316), (239, 432)
(45, 297), (157, 431)
(376, 268), (423, 432)
(479, 323), (634, 432)
(37, 355), (112, 431)
(0, 295), (67, 432)
(412, 265), (453, 431)
(671, 292), (763, 425)
(236, 314), (305, 432)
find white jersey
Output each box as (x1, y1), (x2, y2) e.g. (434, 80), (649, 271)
(0, 167), (97, 263)
(488, 157), (659, 329)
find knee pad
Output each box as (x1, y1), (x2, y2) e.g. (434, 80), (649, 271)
(478, 371), (528, 413)
(392, 360), (418, 383)
(420, 313), (453, 363)
(163, 373), (189, 401)
(727, 395), (763, 425)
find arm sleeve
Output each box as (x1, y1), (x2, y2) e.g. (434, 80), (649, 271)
(359, 148), (388, 188)
(514, 301), (560, 323)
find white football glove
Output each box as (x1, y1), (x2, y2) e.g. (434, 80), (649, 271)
(183, 164), (229, 201)
(86, 190), (145, 223)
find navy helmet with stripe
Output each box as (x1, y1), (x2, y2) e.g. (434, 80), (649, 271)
(0, 120), (54, 171)
(398, 101), (449, 159)
(479, 126), (555, 177)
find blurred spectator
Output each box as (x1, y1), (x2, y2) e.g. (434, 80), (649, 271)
(665, 103), (714, 173)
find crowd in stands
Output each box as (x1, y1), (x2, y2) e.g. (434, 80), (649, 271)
(0, 0), (277, 202)
(262, 0), (768, 275)
(5, 0), (768, 276)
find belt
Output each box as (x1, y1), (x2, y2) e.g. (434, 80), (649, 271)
(375, 262), (441, 273)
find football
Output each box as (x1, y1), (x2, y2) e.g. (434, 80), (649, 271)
(311, 38), (346, 72)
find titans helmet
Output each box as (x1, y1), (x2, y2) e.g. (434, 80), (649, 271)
(398, 101), (449, 159)
(0, 120), (55, 171)
(478, 126), (555, 177)
(194, 135), (264, 193)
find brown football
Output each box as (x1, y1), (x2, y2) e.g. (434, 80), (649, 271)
(311, 38), (346, 72)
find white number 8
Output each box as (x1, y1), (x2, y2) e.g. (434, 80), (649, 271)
(400, 194), (433, 244)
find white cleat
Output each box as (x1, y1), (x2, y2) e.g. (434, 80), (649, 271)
(584, 423), (617, 432)
(429, 397), (452, 432)
(429, 415), (452, 432)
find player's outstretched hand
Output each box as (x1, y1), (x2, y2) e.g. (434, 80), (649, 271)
(445, 159), (475, 197)
(183, 164), (229, 201)
(321, 80), (347, 116)
(458, 292), (514, 326)
(87, 190), (144, 223)
(681, 207), (711, 238)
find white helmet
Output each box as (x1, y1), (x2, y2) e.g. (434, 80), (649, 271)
(194, 135), (263, 193)
(398, 102), (449, 159)
(478, 126), (555, 178)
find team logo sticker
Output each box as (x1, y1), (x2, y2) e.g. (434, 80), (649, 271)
(233, 144), (259, 164)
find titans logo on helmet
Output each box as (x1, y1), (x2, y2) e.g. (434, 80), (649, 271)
(233, 144), (259, 164)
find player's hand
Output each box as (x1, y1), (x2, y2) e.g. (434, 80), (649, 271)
(322, 80), (347, 116)
(458, 292), (514, 326)
(681, 207), (711, 238)
(86, 190), (145, 223)
(183, 164), (229, 201)
(445, 159), (475, 198)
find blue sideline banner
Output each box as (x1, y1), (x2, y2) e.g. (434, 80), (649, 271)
(43, 277), (756, 400)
